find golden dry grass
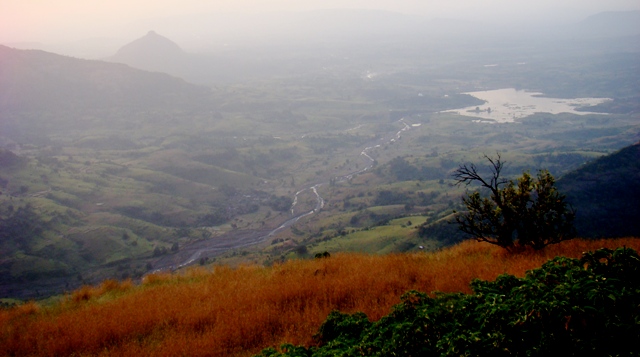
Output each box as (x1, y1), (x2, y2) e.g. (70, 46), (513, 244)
(1, 238), (638, 356)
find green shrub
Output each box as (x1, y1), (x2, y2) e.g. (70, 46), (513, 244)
(256, 247), (640, 356)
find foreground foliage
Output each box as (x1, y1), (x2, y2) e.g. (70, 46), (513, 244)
(258, 247), (640, 356)
(1, 239), (639, 357)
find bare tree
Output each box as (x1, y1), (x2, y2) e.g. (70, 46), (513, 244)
(453, 154), (575, 250)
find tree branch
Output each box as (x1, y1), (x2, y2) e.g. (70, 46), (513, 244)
(453, 154), (507, 198)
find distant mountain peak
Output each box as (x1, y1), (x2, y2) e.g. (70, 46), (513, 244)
(114, 31), (184, 57)
(108, 31), (186, 74)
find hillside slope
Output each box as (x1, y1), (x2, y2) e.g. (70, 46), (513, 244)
(260, 246), (640, 356)
(417, 143), (640, 244)
(558, 142), (640, 238)
(0, 45), (208, 112)
(1, 238), (638, 357)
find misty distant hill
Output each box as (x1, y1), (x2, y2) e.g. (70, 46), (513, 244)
(575, 10), (640, 37)
(277, 9), (425, 38)
(107, 31), (189, 75)
(291, 9), (640, 40)
(558, 142), (640, 238)
(105, 31), (237, 83)
(0, 45), (208, 111)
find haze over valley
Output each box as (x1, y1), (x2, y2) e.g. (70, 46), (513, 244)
(1, 2), (639, 300)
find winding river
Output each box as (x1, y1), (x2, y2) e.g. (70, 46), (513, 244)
(153, 118), (416, 271)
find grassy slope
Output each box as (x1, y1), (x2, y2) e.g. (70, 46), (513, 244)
(1, 237), (639, 357)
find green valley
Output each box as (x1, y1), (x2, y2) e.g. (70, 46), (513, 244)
(1, 21), (639, 299)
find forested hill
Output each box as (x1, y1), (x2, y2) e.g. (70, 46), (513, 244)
(0, 45), (209, 111)
(558, 142), (640, 238)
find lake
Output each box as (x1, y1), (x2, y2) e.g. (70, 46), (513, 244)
(444, 88), (611, 123)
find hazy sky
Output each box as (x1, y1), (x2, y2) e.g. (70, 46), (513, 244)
(2, 0), (639, 45)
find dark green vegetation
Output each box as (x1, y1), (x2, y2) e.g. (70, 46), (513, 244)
(558, 143), (640, 238)
(418, 144), (640, 247)
(1, 23), (639, 298)
(453, 155), (575, 250)
(257, 247), (640, 356)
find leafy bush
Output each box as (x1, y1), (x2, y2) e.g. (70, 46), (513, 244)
(256, 247), (640, 356)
